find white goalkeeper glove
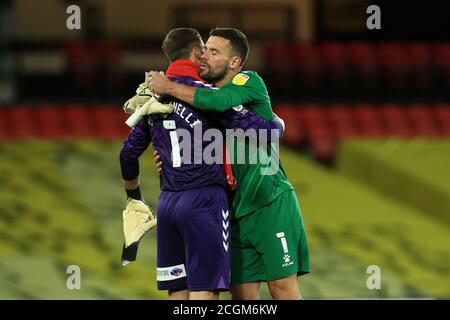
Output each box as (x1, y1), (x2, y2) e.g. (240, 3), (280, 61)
(125, 96), (174, 127)
(121, 198), (157, 266)
(123, 72), (162, 114)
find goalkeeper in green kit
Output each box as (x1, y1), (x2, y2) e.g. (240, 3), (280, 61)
(149, 28), (309, 300)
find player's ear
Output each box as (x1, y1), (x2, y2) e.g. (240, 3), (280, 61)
(192, 47), (203, 61)
(229, 56), (242, 70)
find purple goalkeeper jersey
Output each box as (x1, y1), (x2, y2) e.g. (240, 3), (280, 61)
(120, 74), (227, 191)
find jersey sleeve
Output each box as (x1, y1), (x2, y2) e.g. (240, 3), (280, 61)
(193, 71), (270, 113)
(119, 117), (152, 180)
(245, 115), (284, 142)
(214, 107), (284, 143)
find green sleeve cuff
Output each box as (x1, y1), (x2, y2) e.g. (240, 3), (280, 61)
(193, 87), (204, 108)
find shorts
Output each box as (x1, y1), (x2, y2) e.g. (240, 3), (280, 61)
(156, 185), (231, 292)
(231, 189), (309, 285)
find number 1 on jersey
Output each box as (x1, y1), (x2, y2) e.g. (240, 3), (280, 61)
(169, 131), (181, 167)
(164, 120), (181, 168)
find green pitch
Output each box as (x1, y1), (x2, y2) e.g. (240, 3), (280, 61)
(337, 139), (450, 225)
(0, 140), (448, 299)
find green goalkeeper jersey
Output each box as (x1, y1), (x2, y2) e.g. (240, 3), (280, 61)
(193, 71), (294, 218)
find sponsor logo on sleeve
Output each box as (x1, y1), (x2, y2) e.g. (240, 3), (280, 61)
(232, 73), (250, 86)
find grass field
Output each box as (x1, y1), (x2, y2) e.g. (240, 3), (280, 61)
(337, 139), (450, 225)
(0, 140), (448, 299)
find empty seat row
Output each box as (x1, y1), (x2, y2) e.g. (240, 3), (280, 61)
(0, 105), (130, 139)
(274, 103), (450, 162)
(264, 42), (450, 95)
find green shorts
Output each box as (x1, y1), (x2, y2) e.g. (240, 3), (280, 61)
(231, 189), (310, 285)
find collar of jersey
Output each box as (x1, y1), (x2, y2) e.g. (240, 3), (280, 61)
(165, 60), (204, 82)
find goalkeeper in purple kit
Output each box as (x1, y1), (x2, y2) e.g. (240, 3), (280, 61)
(119, 28), (284, 300)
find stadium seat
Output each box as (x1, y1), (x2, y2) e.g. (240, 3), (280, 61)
(347, 42), (379, 90)
(434, 104), (450, 135)
(0, 108), (9, 139)
(309, 130), (336, 163)
(263, 42), (294, 93)
(8, 106), (36, 138)
(405, 43), (433, 91)
(92, 105), (127, 139)
(292, 43), (323, 91)
(407, 104), (440, 137)
(353, 104), (386, 137)
(297, 104), (328, 139)
(35, 105), (66, 138)
(381, 104), (413, 137)
(327, 104), (359, 139)
(64, 105), (95, 137)
(377, 43), (410, 91)
(299, 104), (325, 123)
(320, 42), (349, 90)
(274, 104), (304, 146)
(434, 43), (450, 96)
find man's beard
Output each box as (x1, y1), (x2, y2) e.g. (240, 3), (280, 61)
(200, 64), (228, 84)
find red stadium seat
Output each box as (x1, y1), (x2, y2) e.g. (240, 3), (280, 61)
(287, 104), (337, 162)
(381, 104), (413, 137)
(35, 105), (66, 138)
(274, 105), (304, 146)
(377, 43), (410, 90)
(309, 131), (336, 163)
(319, 42), (349, 88)
(407, 104), (439, 137)
(265, 42), (292, 63)
(8, 106), (36, 139)
(292, 43), (323, 89)
(64, 105), (95, 137)
(327, 104), (359, 139)
(434, 104), (450, 135)
(299, 104), (326, 123)
(93, 105), (127, 139)
(0, 108), (9, 139)
(297, 105), (329, 140)
(327, 104), (354, 123)
(264, 42), (294, 88)
(434, 43), (450, 67)
(353, 104), (386, 137)
(434, 43), (450, 90)
(405, 43), (433, 90)
(307, 124), (333, 141)
(347, 42), (378, 89)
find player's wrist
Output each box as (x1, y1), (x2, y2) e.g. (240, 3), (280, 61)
(125, 186), (142, 200)
(164, 81), (174, 95)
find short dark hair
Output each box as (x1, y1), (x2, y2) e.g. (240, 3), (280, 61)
(162, 28), (203, 62)
(209, 28), (249, 66)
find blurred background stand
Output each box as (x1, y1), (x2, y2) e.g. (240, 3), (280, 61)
(0, 0), (17, 105)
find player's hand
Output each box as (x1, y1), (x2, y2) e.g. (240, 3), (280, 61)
(135, 96), (174, 116)
(149, 71), (173, 95)
(153, 150), (163, 174)
(123, 198), (156, 247)
(123, 92), (146, 114)
(274, 114), (285, 131)
(123, 73), (161, 114)
(121, 198), (157, 266)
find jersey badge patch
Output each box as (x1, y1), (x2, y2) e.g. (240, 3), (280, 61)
(232, 73), (250, 86)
